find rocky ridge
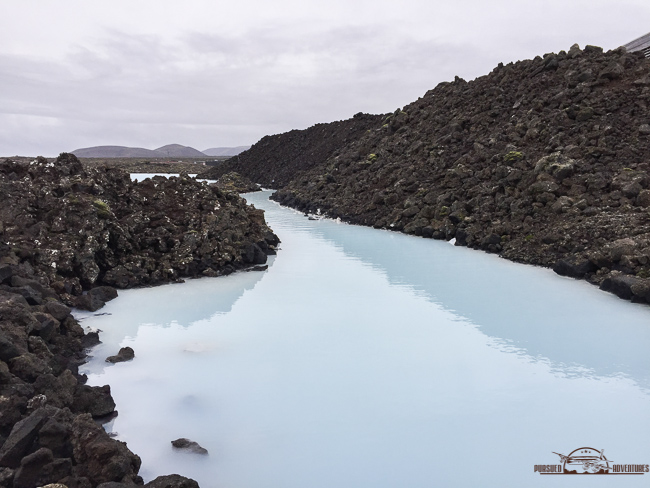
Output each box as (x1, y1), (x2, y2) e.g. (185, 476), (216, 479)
(0, 153), (280, 486)
(197, 113), (385, 187)
(262, 45), (650, 304)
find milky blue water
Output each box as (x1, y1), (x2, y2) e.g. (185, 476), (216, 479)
(77, 190), (650, 487)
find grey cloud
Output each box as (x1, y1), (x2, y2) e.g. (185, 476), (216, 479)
(2, 9), (643, 157)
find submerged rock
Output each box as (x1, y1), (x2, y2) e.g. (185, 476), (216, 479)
(171, 438), (208, 455)
(145, 474), (200, 488)
(106, 347), (135, 363)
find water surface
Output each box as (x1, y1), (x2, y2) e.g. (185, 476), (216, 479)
(79, 190), (650, 487)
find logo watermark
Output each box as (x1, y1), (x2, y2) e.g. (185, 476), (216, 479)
(534, 447), (648, 475)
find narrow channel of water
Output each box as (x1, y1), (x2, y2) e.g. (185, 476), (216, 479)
(78, 190), (650, 487)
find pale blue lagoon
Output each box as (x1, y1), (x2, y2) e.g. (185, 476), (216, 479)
(78, 190), (650, 487)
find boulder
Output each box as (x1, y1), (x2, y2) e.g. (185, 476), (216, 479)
(70, 413), (141, 485)
(12, 447), (61, 488)
(599, 272), (650, 301)
(74, 286), (118, 312)
(553, 259), (597, 278)
(171, 438), (208, 455)
(0, 407), (53, 468)
(0, 265), (14, 284)
(0, 330), (21, 362)
(145, 474), (200, 488)
(8, 353), (52, 382)
(38, 418), (71, 457)
(106, 347), (135, 364)
(44, 301), (72, 322)
(72, 385), (116, 418)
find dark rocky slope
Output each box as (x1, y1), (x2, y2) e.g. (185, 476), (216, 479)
(213, 172), (261, 194)
(197, 113), (384, 187)
(273, 44), (650, 304)
(1, 154), (279, 304)
(0, 153), (279, 487)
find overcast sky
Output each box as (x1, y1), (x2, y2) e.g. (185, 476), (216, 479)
(1, 0), (648, 156)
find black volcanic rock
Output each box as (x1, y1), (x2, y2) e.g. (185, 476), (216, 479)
(0, 154), (279, 297)
(145, 474), (200, 488)
(213, 172), (261, 193)
(106, 347), (135, 363)
(197, 112), (385, 187)
(231, 44), (650, 305)
(0, 152), (280, 486)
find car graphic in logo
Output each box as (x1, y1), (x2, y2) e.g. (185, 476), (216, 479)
(553, 447), (611, 474)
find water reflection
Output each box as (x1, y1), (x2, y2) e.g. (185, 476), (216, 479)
(247, 192), (650, 391)
(78, 267), (269, 375)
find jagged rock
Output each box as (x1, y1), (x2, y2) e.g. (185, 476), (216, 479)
(72, 385), (116, 418)
(213, 172), (261, 193)
(9, 277), (58, 301)
(33, 370), (77, 409)
(43, 301), (71, 322)
(0, 407), (53, 468)
(106, 347), (134, 364)
(81, 331), (101, 349)
(0, 265), (14, 284)
(38, 417), (72, 457)
(74, 287), (119, 312)
(242, 243), (267, 265)
(0, 330), (21, 362)
(12, 447), (72, 488)
(144, 474), (200, 488)
(0, 153), (279, 295)
(601, 272), (650, 301)
(70, 413), (141, 485)
(8, 353), (52, 382)
(171, 438), (208, 455)
(553, 259), (597, 278)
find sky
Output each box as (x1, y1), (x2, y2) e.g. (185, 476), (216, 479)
(1, 0), (649, 156)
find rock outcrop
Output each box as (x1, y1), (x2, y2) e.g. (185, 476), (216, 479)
(260, 44), (650, 305)
(0, 153), (279, 306)
(106, 347), (135, 364)
(0, 153), (280, 486)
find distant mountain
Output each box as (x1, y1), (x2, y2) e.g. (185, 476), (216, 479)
(154, 144), (207, 158)
(202, 146), (251, 157)
(71, 145), (161, 158)
(72, 144), (208, 158)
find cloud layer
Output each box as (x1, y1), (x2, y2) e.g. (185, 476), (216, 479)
(1, 0), (648, 156)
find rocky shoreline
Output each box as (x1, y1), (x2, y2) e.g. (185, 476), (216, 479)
(0, 154), (279, 487)
(212, 44), (650, 306)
